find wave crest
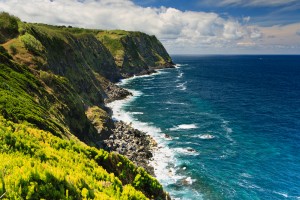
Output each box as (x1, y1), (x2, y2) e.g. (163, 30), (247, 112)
(169, 124), (198, 131)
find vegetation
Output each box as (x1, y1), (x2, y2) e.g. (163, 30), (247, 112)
(97, 30), (129, 62)
(8, 44), (17, 55)
(86, 106), (112, 137)
(20, 33), (45, 55)
(0, 13), (172, 199)
(0, 12), (19, 43)
(0, 48), (64, 136)
(0, 116), (151, 199)
(97, 30), (172, 75)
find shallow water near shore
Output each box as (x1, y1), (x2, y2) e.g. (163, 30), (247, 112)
(109, 55), (300, 200)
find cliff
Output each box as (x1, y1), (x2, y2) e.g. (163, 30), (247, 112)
(97, 30), (173, 77)
(0, 12), (173, 199)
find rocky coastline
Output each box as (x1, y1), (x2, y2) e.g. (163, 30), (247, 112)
(103, 121), (157, 176)
(103, 66), (174, 176)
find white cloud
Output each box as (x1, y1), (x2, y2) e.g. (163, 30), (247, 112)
(259, 24), (300, 45)
(237, 42), (256, 46)
(223, 21), (244, 39)
(237, 23), (300, 54)
(0, 0), (298, 54)
(248, 27), (262, 39)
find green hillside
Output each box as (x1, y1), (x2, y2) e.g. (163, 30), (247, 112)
(97, 30), (173, 77)
(0, 12), (173, 199)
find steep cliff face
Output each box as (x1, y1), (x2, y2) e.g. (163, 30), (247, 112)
(0, 44), (102, 146)
(97, 30), (174, 77)
(1, 14), (174, 146)
(22, 24), (122, 105)
(2, 23), (123, 144)
(0, 13), (173, 200)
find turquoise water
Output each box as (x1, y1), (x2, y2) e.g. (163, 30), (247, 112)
(109, 55), (300, 200)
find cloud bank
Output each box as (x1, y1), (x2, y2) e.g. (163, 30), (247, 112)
(0, 0), (299, 54)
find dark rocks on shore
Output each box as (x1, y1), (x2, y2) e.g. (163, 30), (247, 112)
(101, 63), (176, 177)
(104, 82), (132, 103)
(103, 121), (155, 175)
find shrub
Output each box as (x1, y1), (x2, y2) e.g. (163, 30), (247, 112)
(20, 33), (45, 55)
(0, 117), (150, 199)
(0, 12), (19, 43)
(9, 44), (17, 55)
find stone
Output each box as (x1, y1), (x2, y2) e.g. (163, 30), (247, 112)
(102, 120), (158, 176)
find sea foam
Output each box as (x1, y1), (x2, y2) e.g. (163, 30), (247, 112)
(175, 64), (188, 68)
(131, 112), (143, 115)
(169, 124), (198, 131)
(174, 147), (200, 156)
(191, 134), (215, 140)
(176, 81), (187, 91)
(116, 70), (166, 85)
(107, 78), (188, 189)
(108, 67), (200, 200)
(177, 72), (183, 78)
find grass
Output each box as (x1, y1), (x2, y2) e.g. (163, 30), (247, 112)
(86, 106), (111, 135)
(0, 49), (64, 137)
(20, 33), (45, 55)
(96, 30), (129, 66)
(0, 12), (172, 199)
(96, 30), (172, 70)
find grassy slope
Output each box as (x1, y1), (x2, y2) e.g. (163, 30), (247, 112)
(0, 12), (171, 199)
(2, 20), (117, 145)
(97, 30), (173, 76)
(0, 116), (165, 199)
(0, 46), (66, 137)
(96, 30), (129, 67)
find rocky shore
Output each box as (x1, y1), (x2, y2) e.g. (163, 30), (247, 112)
(103, 81), (132, 104)
(102, 68), (175, 176)
(103, 121), (157, 176)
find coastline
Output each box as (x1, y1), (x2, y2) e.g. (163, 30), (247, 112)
(104, 66), (175, 176)
(104, 64), (200, 200)
(105, 63), (207, 200)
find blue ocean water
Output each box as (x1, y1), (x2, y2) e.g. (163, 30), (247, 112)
(109, 55), (300, 200)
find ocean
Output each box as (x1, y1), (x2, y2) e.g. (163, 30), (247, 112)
(108, 55), (300, 200)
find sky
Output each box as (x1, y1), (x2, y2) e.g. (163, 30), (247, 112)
(0, 0), (300, 54)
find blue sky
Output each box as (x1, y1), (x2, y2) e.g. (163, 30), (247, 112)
(1, 0), (300, 54)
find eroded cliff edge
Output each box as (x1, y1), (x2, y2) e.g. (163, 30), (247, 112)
(0, 12), (173, 199)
